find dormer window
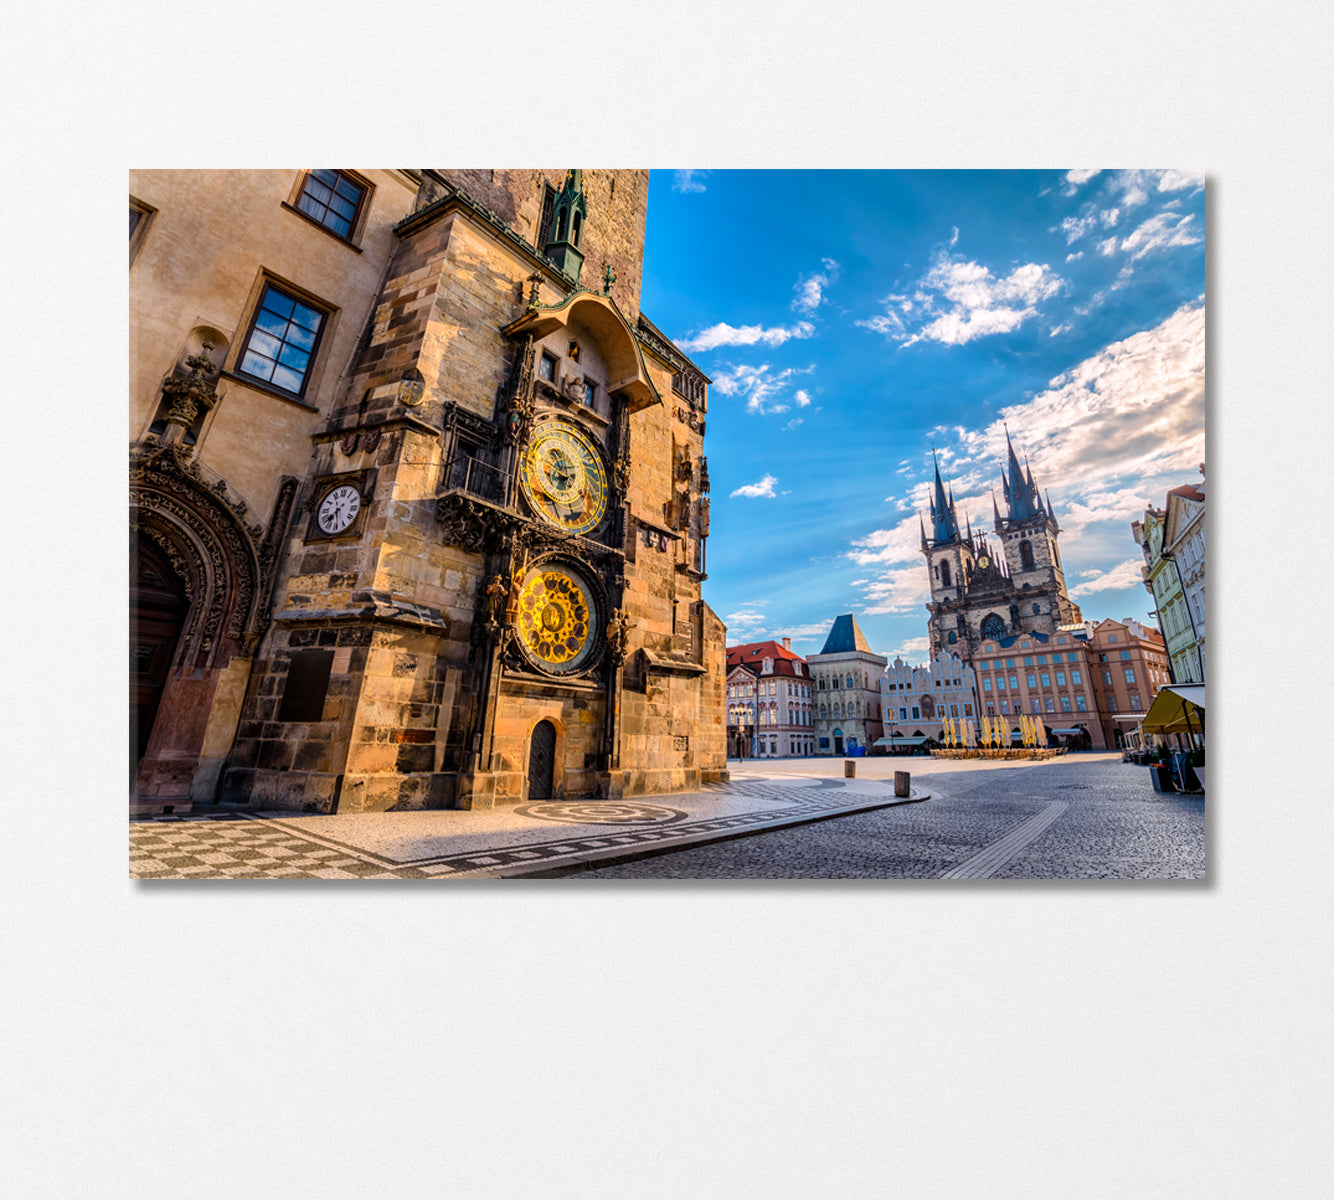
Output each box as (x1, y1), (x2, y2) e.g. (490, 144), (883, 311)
(762, 658), (773, 674)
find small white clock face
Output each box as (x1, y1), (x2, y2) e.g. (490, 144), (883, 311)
(317, 484), (361, 534)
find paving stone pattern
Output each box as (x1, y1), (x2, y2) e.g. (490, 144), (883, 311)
(579, 759), (1205, 879)
(128, 778), (901, 879)
(129, 759), (1202, 880)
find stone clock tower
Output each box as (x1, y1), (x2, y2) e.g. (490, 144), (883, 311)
(220, 170), (727, 813)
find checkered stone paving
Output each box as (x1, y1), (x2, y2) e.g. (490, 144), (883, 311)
(129, 776), (920, 879)
(130, 814), (434, 879)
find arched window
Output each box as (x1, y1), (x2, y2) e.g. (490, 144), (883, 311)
(846, 674), (854, 689)
(948, 631), (957, 644)
(1019, 540), (1035, 570)
(981, 613), (1007, 642)
(819, 677), (825, 690)
(1032, 603), (1040, 615)
(941, 559), (952, 587)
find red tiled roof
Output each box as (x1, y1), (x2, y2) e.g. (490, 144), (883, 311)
(726, 639), (805, 667)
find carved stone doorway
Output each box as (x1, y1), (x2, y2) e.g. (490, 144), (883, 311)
(131, 538), (188, 783)
(833, 729), (844, 756)
(527, 720), (556, 800)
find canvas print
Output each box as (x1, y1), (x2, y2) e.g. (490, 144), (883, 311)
(129, 169), (1205, 879)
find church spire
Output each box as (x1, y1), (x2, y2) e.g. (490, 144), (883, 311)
(1002, 423), (1040, 521)
(929, 448), (961, 543)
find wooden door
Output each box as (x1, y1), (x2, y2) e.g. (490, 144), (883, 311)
(131, 539), (187, 781)
(527, 720), (556, 800)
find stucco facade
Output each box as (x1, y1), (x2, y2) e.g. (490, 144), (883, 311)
(726, 638), (814, 758)
(808, 615), (887, 755)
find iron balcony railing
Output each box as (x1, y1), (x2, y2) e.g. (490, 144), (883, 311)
(442, 452), (507, 504)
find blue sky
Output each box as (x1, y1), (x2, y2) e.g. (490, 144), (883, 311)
(639, 169), (1206, 664)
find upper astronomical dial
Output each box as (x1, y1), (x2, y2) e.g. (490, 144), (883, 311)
(520, 421), (608, 536)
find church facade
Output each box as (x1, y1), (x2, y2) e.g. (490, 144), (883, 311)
(921, 431), (1082, 664)
(131, 169), (727, 815)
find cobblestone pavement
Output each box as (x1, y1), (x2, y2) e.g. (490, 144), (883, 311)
(128, 774), (924, 879)
(577, 756), (1205, 879)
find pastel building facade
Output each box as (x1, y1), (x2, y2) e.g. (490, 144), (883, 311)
(879, 653), (978, 748)
(808, 615), (886, 756)
(725, 638), (814, 758)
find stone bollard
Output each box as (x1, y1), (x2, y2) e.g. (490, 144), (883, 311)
(844, 760), (856, 778)
(894, 770), (910, 798)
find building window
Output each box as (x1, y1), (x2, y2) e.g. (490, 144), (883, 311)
(1040, 673), (1050, 687)
(1108, 634), (1118, 642)
(1005, 659), (1014, 668)
(1129, 694), (1142, 710)
(948, 631), (957, 644)
(1024, 656), (1033, 666)
(983, 678), (992, 691)
(941, 559), (952, 586)
(1044, 696), (1056, 712)
(238, 283), (328, 398)
(1036, 655), (1046, 665)
(294, 170), (368, 240)
(1102, 671), (1112, 686)
(1075, 696), (1087, 712)
(583, 379), (597, 407)
(1055, 672), (1065, 686)
(1061, 696), (1072, 712)
(1008, 676), (1018, 690)
(899, 707), (907, 721)
(1031, 699), (1041, 714)
(1033, 603), (1041, 615)
(1027, 674), (1037, 688)
(950, 704), (959, 718)
(539, 351), (557, 381)
(1124, 669), (1135, 684)
(130, 196), (156, 265)
(278, 650), (334, 722)
(911, 707), (920, 720)
(1019, 540), (1035, 570)
(999, 700), (1009, 715)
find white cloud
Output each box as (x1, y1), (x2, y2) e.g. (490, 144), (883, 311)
(1119, 212), (1202, 261)
(1097, 237), (1117, 256)
(794, 389), (812, 407)
(731, 474), (779, 498)
(882, 635), (931, 664)
(1069, 558), (1146, 598)
(711, 362), (815, 414)
(1065, 250), (1084, 263)
(1049, 324), (1070, 337)
(676, 320), (814, 353)
(672, 170), (709, 194)
(792, 258), (841, 314)
(783, 417), (804, 431)
(1062, 169), (1102, 196)
(861, 252), (1064, 348)
(1155, 169), (1205, 193)
(1060, 213), (1099, 243)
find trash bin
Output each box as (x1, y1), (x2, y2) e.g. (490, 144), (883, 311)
(1149, 764), (1176, 793)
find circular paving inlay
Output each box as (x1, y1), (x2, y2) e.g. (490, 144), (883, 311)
(514, 801), (690, 826)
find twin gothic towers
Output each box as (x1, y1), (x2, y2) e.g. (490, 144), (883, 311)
(920, 429), (1082, 662)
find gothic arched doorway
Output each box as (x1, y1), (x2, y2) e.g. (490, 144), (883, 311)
(130, 538), (188, 782)
(833, 728), (844, 756)
(528, 720), (556, 799)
